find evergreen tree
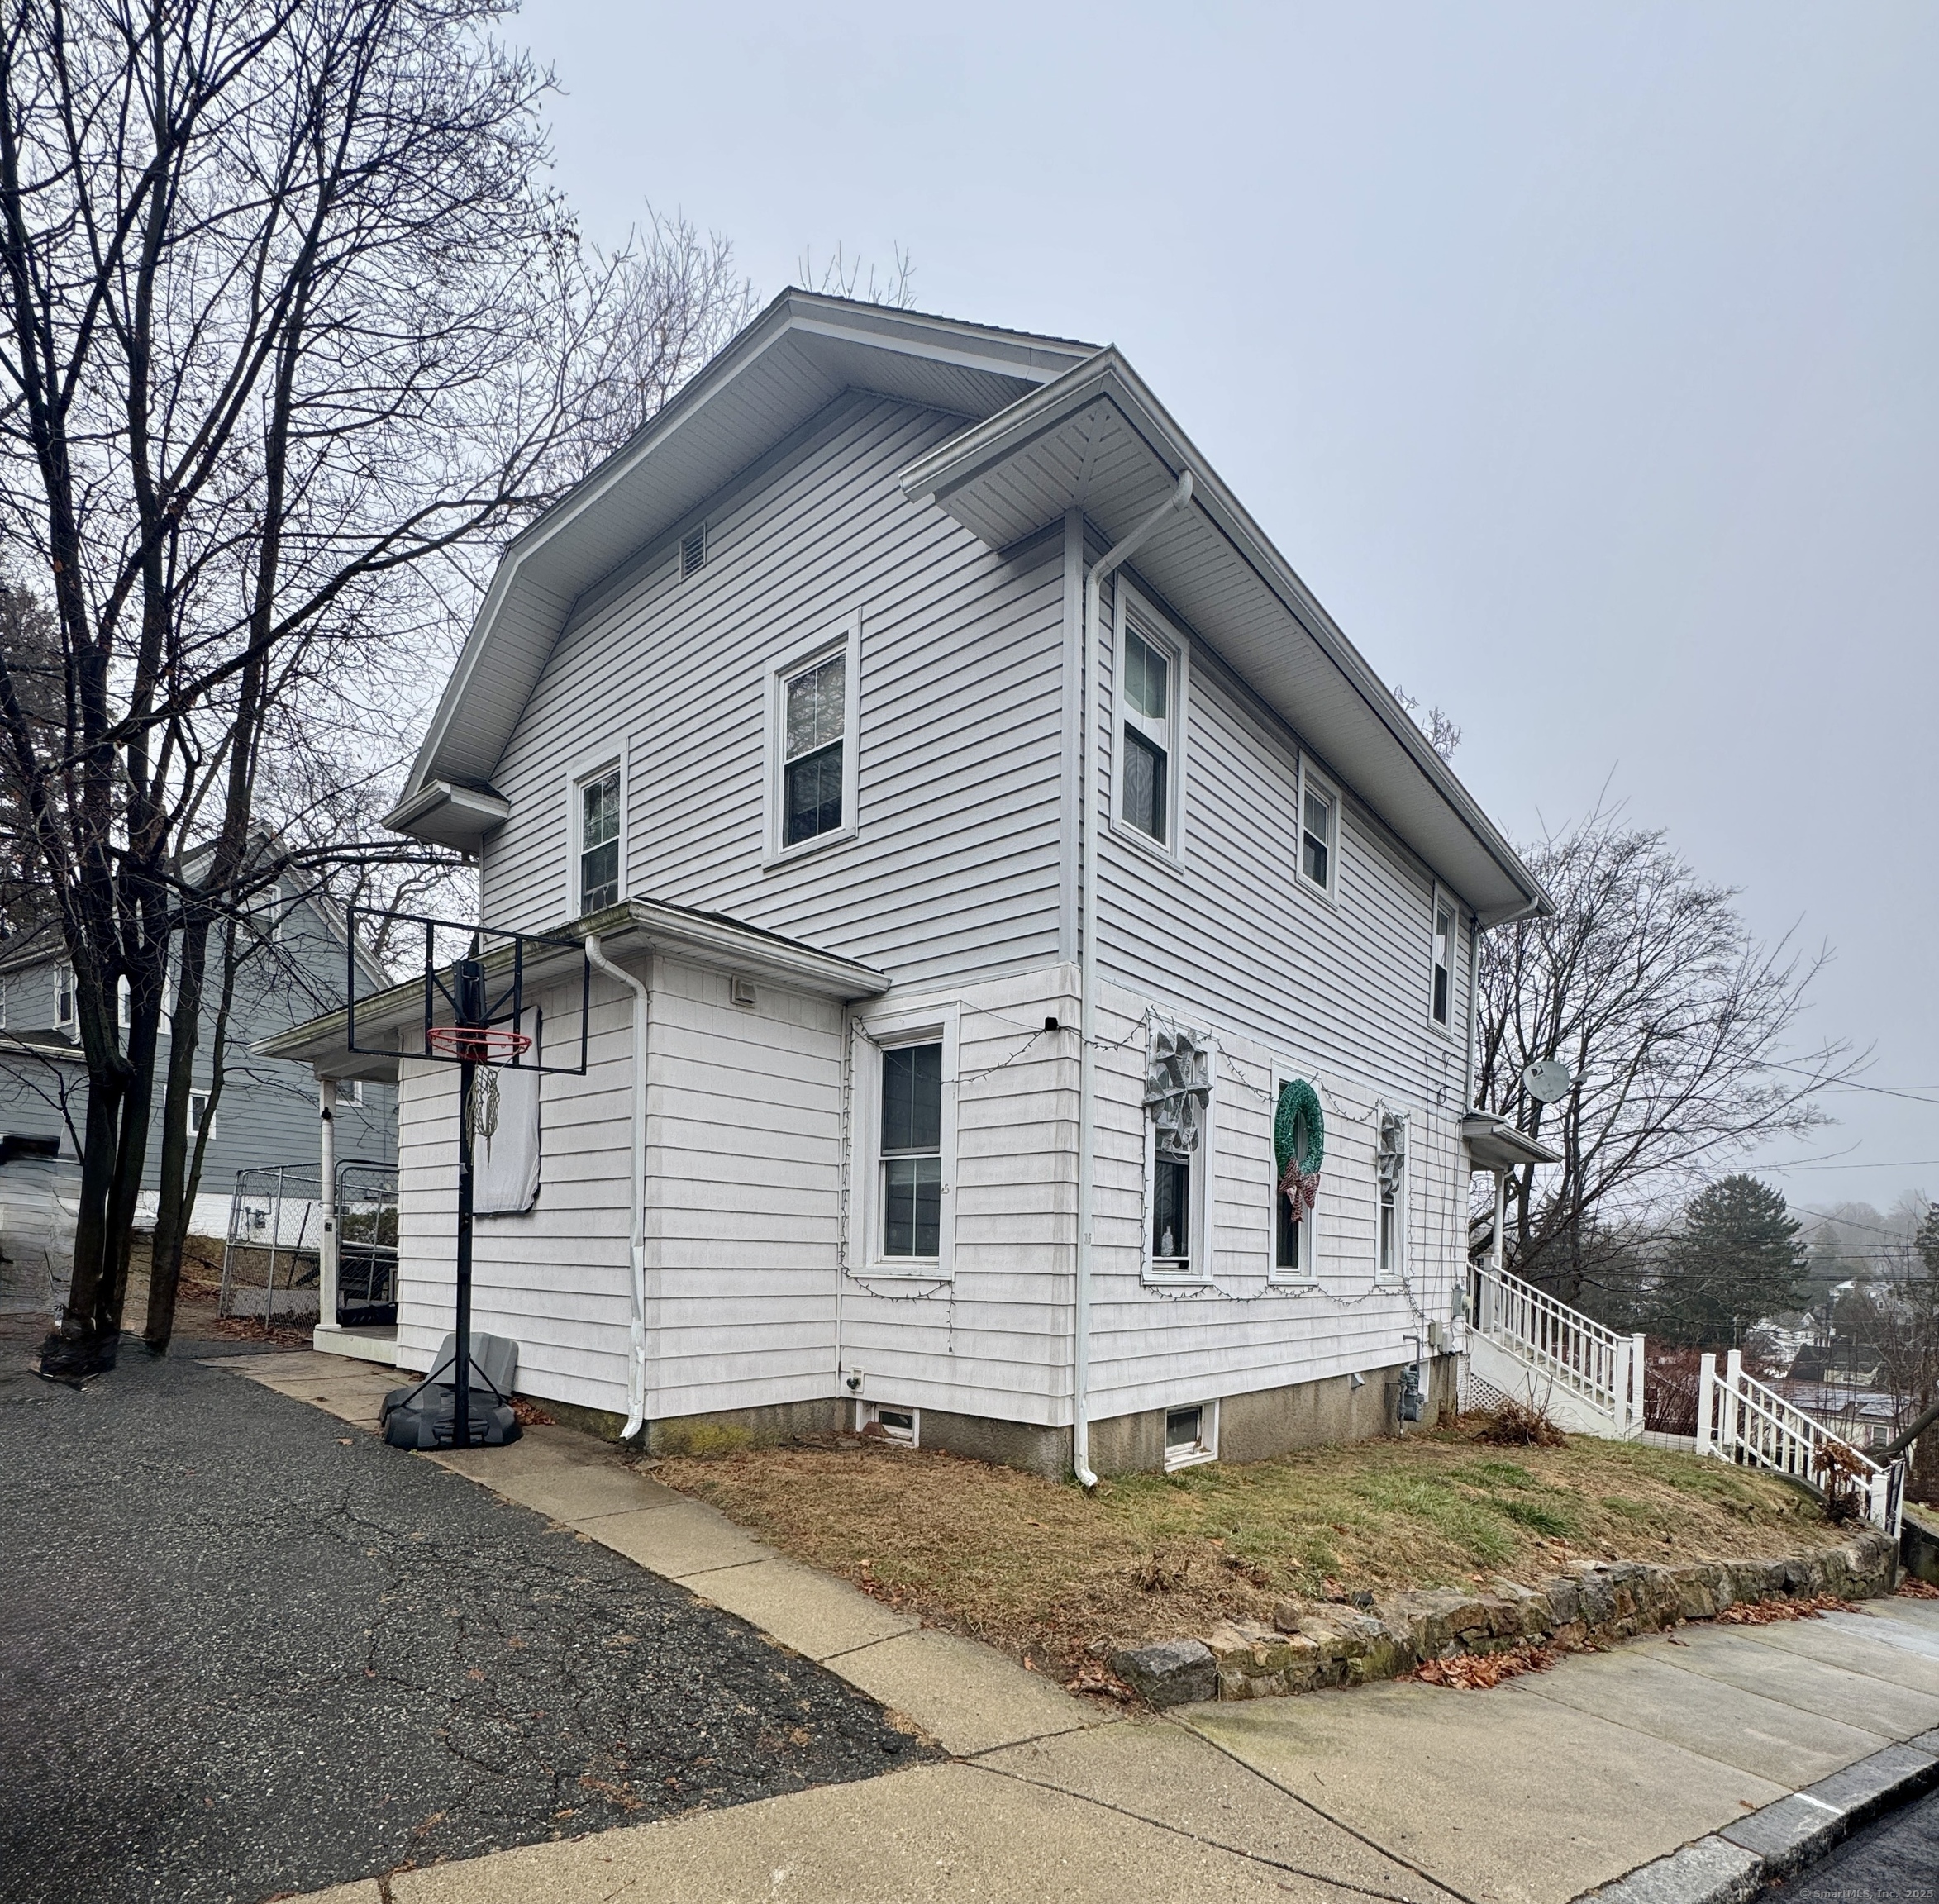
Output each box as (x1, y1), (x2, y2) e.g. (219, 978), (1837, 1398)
(1655, 1175), (1808, 1347)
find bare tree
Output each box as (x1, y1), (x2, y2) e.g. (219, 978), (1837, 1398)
(0, 0), (754, 1374)
(1474, 805), (1847, 1306)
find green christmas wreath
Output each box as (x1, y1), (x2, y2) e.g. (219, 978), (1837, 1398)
(1274, 1078), (1325, 1219)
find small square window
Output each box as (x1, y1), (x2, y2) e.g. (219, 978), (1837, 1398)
(862, 1403), (918, 1446)
(188, 1089), (212, 1137)
(579, 766), (621, 914)
(334, 1078), (364, 1108)
(1163, 1402), (1217, 1470)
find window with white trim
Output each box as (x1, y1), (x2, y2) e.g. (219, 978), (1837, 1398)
(1430, 892), (1455, 1030)
(335, 1078), (364, 1108)
(853, 1003), (957, 1278)
(54, 962), (76, 1032)
(1270, 1074), (1317, 1285)
(0, 977), (7, 1029)
(577, 764), (622, 914)
(1142, 1026), (1213, 1283)
(1164, 1401), (1217, 1470)
(879, 1040), (942, 1261)
(117, 972), (173, 1035)
(1299, 764), (1338, 894)
(769, 616), (860, 860)
(188, 1089), (212, 1137)
(1119, 622), (1174, 845)
(1375, 1108), (1408, 1285)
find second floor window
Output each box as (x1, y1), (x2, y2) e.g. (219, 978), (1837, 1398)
(55, 962), (76, 1031)
(1431, 898), (1454, 1027)
(1300, 773), (1336, 892)
(1120, 624), (1174, 845)
(579, 767), (621, 913)
(879, 1040), (941, 1259)
(784, 654), (846, 845)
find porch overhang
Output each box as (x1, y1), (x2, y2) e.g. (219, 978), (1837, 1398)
(382, 778), (511, 854)
(899, 353), (1551, 927)
(255, 896), (890, 1081)
(1460, 1111), (1561, 1173)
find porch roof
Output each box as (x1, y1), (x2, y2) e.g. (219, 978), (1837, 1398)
(257, 897), (889, 1082)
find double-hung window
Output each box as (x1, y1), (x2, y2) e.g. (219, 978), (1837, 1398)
(578, 765), (621, 914)
(1143, 1027), (1212, 1283)
(1430, 894), (1455, 1030)
(1270, 1076), (1317, 1284)
(769, 615), (860, 860)
(54, 962), (76, 1032)
(1299, 764), (1338, 895)
(784, 654), (846, 846)
(189, 1089), (212, 1138)
(1117, 613), (1184, 854)
(879, 1040), (942, 1261)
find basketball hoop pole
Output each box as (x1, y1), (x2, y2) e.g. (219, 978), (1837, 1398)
(451, 951), (486, 1449)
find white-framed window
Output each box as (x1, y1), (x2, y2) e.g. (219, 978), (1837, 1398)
(856, 1401), (919, 1446)
(850, 1000), (958, 1278)
(1375, 1107), (1408, 1286)
(1163, 1399), (1218, 1471)
(54, 961), (76, 1031)
(574, 756), (623, 916)
(1298, 762), (1339, 897)
(1430, 890), (1455, 1031)
(767, 613), (860, 863)
(119, 969), (176, 1035)
(0, 976), (7, 1029)
(334, 1078), (364, 1108)
(1142, 1034), (1214, 1285)
(188, 1089), (212, 1137)
(1113, 599), (1187, 857)
(1269, 1069), (1318, 1287)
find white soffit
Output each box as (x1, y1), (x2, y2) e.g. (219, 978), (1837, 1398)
(900, 355), (1548, 926)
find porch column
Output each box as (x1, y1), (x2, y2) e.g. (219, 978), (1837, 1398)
(317, 1076), (339, 1334)
(1696, 1351), (1717, 1455)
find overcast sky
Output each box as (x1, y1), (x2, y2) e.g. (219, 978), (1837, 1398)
(518, 0), (1937, 1226)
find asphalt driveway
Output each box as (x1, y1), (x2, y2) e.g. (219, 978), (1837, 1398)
(0, 1339), (917, 1904)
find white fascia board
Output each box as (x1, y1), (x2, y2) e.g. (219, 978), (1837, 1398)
(903, 353), (1552, 926)
(382, 779), (511, 851)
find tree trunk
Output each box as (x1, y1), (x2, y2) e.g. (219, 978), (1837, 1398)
(142, 915), (210, 1354)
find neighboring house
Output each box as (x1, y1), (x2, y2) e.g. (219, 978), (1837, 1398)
(269, 292), (1549, 1476)
(0, 878), (397, 1240)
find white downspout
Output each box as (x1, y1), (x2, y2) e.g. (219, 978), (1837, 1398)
(1074, 470), (1194, 1488)
(586, 936), (650, 1441)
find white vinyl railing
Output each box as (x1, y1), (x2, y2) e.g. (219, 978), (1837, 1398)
(1470, 1263), (1646, 1435)
(1698, 1349), (1904, 1535)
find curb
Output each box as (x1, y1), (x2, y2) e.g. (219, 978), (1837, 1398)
(1573, 1730), (1939, 1904)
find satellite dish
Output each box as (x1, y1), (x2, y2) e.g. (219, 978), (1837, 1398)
(1523, 1059), (1574, 1104)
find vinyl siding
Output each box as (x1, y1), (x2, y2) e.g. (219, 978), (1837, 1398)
(478, 393), (1066, 988)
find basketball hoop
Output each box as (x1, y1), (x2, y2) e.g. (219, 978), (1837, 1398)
(426, 1024), (532, 1065)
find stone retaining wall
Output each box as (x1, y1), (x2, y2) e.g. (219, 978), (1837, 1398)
(1111, 1530), (1898, 1708)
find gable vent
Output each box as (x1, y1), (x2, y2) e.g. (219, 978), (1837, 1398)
(680, 524), (707, 579)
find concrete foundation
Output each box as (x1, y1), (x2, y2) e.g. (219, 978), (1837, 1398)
(589, 1355), (1464, 1479)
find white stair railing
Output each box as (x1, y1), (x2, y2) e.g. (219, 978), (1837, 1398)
(1470, 1263), (1645, 1434)
(1698, 1349), (1904, 1535)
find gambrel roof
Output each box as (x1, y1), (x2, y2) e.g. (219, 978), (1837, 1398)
(393, 292), (1547, 925)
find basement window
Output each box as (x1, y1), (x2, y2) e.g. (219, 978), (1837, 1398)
(859, 1402), (919, 1446)
(1164, 1402), (1217, 1471)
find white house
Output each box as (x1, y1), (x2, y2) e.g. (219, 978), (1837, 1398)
(268, 292), (1552, 1478)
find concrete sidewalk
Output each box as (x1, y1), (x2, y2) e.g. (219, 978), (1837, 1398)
(234, 1353), (1939, 1904)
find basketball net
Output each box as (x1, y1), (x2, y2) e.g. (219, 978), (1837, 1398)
(464, 1066), (501, 1152)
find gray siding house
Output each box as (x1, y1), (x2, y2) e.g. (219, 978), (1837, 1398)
(0, 885), (397, 1240)
(272, 293), (1547, 1477)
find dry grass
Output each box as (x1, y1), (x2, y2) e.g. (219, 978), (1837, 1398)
(657, 1422), (1850, 1676)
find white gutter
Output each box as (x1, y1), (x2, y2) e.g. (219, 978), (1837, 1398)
(585, 936), (651, 1441)
(1073, 470), (1194, 1488)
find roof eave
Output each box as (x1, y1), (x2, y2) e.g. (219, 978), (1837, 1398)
(903, 353), (1553, 926)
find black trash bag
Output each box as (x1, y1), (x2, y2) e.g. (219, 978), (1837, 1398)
(381, 1330), (523, 1449)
